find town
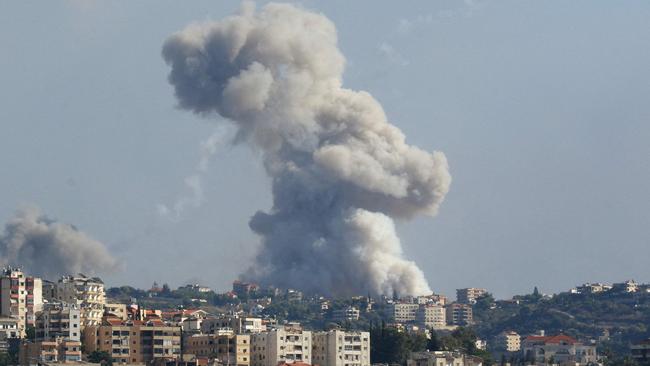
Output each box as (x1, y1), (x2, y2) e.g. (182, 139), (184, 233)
(0, 266), (649, 366)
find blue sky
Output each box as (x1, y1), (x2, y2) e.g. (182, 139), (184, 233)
(1, 0), (648, 298)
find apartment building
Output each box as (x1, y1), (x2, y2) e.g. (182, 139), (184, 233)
(0, 317), (19, 352)
(631, 339), (650, 363)
(312, 330), (370, 366)
(390, 303), (419, 324)
(521, 334), (597, 365)
(201, 316), (264, 334)
(415, 304), (446, 329)
(105, 303), (128, 320)
(84, 317), (181, 364)
(456, 288), (487, 305)
(48, 275), (106, 329)
(250, 326), (312, 366)
(494, 331), (521, 352)
(332, 306), (360, 323)
(407, 351), (483, 366)
(184, 332), (250, 366)
(35, 303), (81, 341)
(19, 338), (82, 365)
(0, 267), (43, 336)
(445, 303), (473, 326)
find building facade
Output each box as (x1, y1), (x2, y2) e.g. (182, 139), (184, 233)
(250, 327), (312, 366)
(0, 267), (43, 336)
(312, 330), (370, 366)
(391, 303), (420, 324)
(19, 338), (82, 366)
(494, 331), (521, 352)
(201, 316), (264, 334)
(456, 288), (487, 305)
(416, 304), (446, 330)
(445, 303), (473, 326)
(48, 275), (106, 329)
(84, 318), (182, 364)
(184, 332), (250, 366)
(407, 351), (483, 366)
(521, 334), (597, 366)
(35, 303), (81, 341)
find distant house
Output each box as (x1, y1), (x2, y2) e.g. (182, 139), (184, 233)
(521, 334), (597, 366)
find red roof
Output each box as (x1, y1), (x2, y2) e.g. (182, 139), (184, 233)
(525, 334), (578, 345)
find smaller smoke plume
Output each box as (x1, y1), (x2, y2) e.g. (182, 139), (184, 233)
(157, 126), (231, 221)
(0, 206), (119, 279)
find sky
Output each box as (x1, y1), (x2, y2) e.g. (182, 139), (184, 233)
(0, 0), (648, 299)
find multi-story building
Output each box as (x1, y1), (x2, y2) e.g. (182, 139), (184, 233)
(201, 316), (264, 334)
(416, 304), (446, 330)
(250, 326), (312, 366)
(84, 317), (182, 364)
(391, 303), (419, 324)
(48, 275), (106, 329)
(332, 306), (360, 323)
(19, 338), (82, 365)
(494, 331), (521, 352)
(407, 351), (483, 366)
(312, 330), (370, 366)
(184, 332), (250, 366)
(521, 334), (597, 365)
(612, 280), (638, 293)
(0, 267), (43, 336)
(105, 303), (128, 320)
(445, 303), (473, 326)
(631, 339), (650, 363)
(0, 317), (19, 352)
(456, 288), (487, 305)
(35, 303), (81, 342)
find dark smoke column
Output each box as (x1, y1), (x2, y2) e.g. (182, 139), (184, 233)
(162, 3), (451, 296)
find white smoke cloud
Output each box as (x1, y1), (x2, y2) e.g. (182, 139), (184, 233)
(162, 2), (451, 296)
(0, 206), (120, 279)
(157, 126), (231, 221)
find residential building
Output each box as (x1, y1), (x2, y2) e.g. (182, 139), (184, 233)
(233, 281), (259, 298)
(0, 317), (19, 352)
(391, 303), (419, 324)
(445, 303), (473, 326)
(521, 334), (597, 365)
(35, 303), (81, 341)
(613, 280), (638, 293)
(456, 288), (487, 305)
(407, 351), (483, 366)
(494, 331), (521, 352)
(184, 332), (250, 366)
(201, 316), (264, 334)
(83, 317), (182, 364)
(332, 306), (360, 323)
(48, 275), (106, 329)
(312, 330), (370, 366)
(105, 303), (128, 320)
(19, 338), (82, 365)
(250, 326), (312, 366)
(416, 304), (446, 330)
(575, 283), (612, 294)
(0, 267), (43, 336)
(286, 290), (303, 302)
(417, 294), (447, 306)
(631, 339), (650, 363)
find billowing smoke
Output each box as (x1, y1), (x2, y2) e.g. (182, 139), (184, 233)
(0, 206), (120, 279)
(162, 2), (451, 296)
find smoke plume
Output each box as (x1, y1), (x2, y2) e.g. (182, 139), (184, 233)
(0, 206), (119, 279)
(157, 126), (231, 221)
(162, 2), (451, 296)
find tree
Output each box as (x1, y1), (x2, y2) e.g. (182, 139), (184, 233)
(88, 350), (112, 365)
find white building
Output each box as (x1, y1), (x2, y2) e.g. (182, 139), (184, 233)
(35, 303), (81, 341)
(495, 331), (521, 352)
(456, 288), (487, 305)
(332, 306), (360, 323)
(250, 327), (312, 366)
(416, 304), (446, 329)
(407, 351), (483, 366)
(391, 303), (419, 323)
(312, 330), (370, 366)
(48, 275), (105, 329)
(0, 267), (43, 336)
(202, 315), (265, 334)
